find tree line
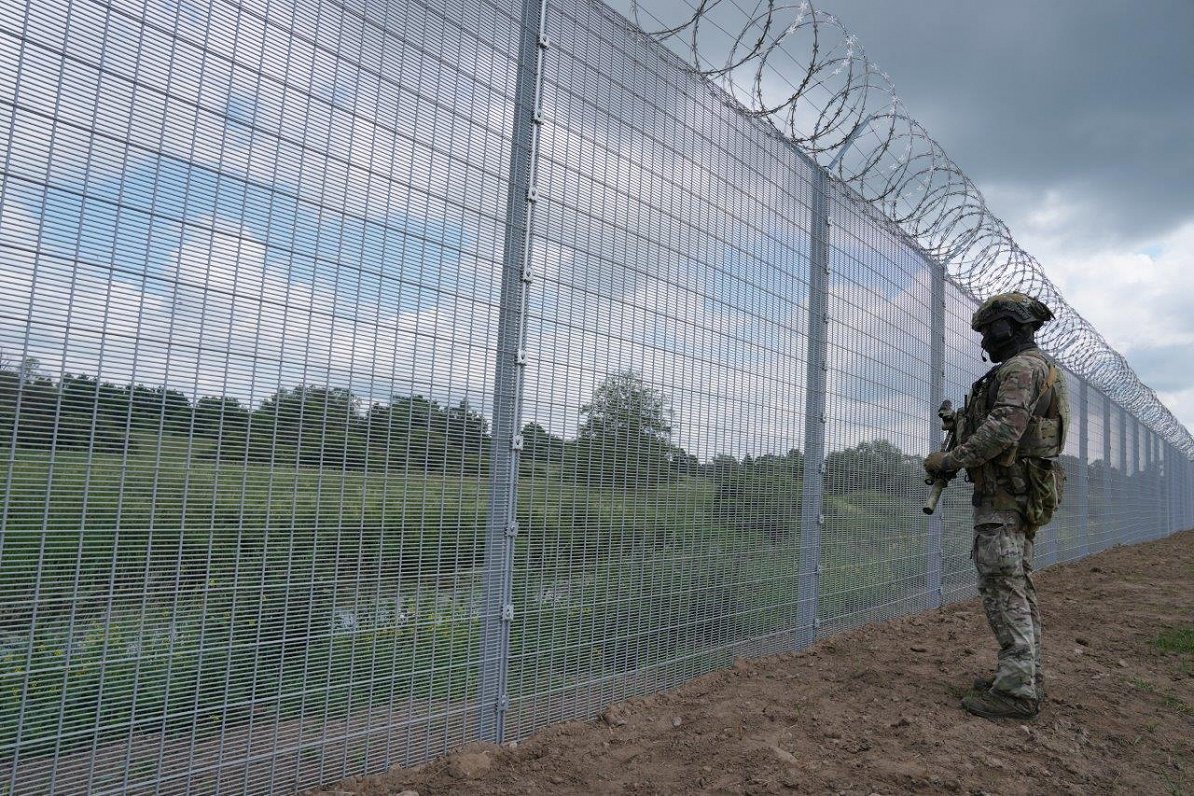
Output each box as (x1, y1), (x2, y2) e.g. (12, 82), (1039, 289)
(0, 358), (939, 497)
(0, 361), (699, 483)
(0, 358), (488, 473)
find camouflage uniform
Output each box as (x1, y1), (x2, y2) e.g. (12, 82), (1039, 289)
(950, 346), (1068, 702)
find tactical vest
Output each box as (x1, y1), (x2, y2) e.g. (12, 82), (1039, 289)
(958, 349), (1069, 521)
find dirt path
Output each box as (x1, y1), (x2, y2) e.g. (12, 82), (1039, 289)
(316, 531), (1194, 795)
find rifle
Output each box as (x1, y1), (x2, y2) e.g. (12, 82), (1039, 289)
(922, 399), (958, 515)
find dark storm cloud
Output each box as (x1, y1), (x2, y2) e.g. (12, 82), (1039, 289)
(815, 0), (1194, 246)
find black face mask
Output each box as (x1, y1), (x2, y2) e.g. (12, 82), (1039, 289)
(981, 318), (1033, 362)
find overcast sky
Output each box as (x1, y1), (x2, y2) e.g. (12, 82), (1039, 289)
(801, 0), (1194, 429)
(2, 0), (1190, 452)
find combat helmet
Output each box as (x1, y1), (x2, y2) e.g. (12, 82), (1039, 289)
(970, 292), (1054, 332)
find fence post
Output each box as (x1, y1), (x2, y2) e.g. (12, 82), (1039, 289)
(796, 166), (831, 647)
(1101, 393), (1112, 554)
(1148, 432), (1157, 540)
(925, 256), (945, 607)
(1112, 405), (1122, 548)
(1170, 444), (1177, 534)
(1131, 415), (1141, 544)
(1075, 378), (1088, 565)
(478, 0), (549, 745)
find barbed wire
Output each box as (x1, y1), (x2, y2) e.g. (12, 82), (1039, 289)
(624, 0), (1194, 456)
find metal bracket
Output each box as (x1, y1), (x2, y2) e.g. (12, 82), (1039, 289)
(516, 349), (528, 366)
(511, 434), (524, 451)
(501, 604), (515, 621)
(521, 265), (533, 283)
(527, 186), (538, 203)
(505, 522), (519, 539)
(538, 33), (550, 49)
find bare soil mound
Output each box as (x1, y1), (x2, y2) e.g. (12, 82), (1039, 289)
(315, 531), (1194, 795)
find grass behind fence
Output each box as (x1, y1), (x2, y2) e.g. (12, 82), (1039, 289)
(0, 439), (930, 757)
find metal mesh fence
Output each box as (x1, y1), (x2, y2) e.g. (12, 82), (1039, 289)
(1, 0), (1192, 793)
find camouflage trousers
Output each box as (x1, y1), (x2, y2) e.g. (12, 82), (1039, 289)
(973, 511), (1041, 701)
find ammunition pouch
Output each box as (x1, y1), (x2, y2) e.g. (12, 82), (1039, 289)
(1024, 457), (1066, 531)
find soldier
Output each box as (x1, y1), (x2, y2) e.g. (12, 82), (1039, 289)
(923, 292), (1069, 720)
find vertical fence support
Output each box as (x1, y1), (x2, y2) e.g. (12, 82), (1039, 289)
(1101, 393), (1112, 554)
(1146, 432), (1155, 540)
(478, 0), (549, 745)
(1171, 446), (1177, 532)
(1181, 449), (1188, 532)
(1117, 407), (1127, 546)
(1127, 417), (1135, 544)
(1075, 379), (1088, 564)
(1158, 436), (1166, 537)
(1156, 436), (1165, 538)
(796, 167), (831, 648)
(925, 256), (945, 607)
(1174, 451), (1184, 532)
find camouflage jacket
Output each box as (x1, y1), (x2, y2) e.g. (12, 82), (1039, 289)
(952, 347), (1069, 521)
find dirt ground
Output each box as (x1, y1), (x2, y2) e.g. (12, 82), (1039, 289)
(315, 530), (1194, 795)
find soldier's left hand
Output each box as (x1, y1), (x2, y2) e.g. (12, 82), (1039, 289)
(923, 451), (957, 478)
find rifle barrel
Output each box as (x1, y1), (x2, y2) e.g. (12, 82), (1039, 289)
(923, 478), (946, 514)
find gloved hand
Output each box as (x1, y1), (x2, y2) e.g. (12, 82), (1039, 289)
(923, 450), (957, 479)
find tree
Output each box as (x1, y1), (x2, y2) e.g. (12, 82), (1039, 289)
(195, 396), (250, 460)
(248, 386), (366, 468)
(710, 451), (803, 543)
(364, 394), (490, 474)
(572, 371), (675, 487)
(825, 439), (921, 495)
(0, 358), (56, 449)
(520, 421), (564, 474)
(579, 371), (671, 444)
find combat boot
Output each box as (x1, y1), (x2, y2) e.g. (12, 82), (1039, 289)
(961, 688), (1039, 720)
(971, 674), (1045, 703)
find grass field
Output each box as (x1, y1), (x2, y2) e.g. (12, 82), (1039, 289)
(0, 438), (936, 757)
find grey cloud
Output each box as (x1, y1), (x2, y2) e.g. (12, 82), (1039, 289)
(816, 0), (1194, 245)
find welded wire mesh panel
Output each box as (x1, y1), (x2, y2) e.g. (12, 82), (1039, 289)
(1101, 404), (1128, 552)
(0, 0), (520, 791)
(817, 185), (933, 633)
(1158, 436), (1169, 537)
(504, 0), (812, 738)
(1143, 426), (1161, 543)
(940, 283), (987, 602)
